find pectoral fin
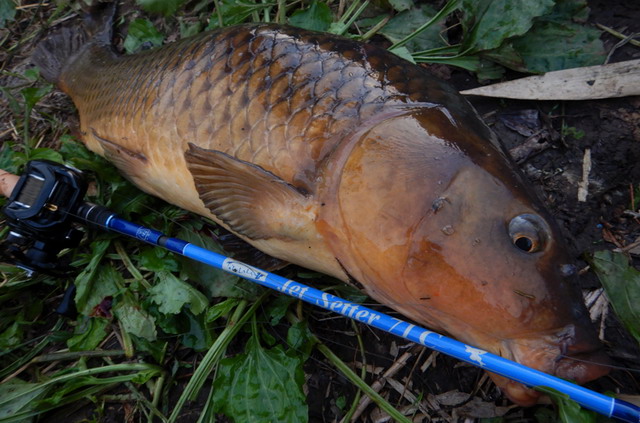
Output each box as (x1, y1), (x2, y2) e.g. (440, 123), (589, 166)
(185, 143), (316, 241)
(90, 128), (148, 181)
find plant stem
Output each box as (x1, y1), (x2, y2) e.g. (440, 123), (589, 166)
(360, 15), (391, 41)
(277, 0), (286, 24)
(390, 0), (461, 50)
(315, 340), (412, 423)
(0, 318), (64, 380)
(114, 240), (151, 289)
(596, 23), (640, 47)
(340, 320), (366, 422)
(31, 349), (125, 363)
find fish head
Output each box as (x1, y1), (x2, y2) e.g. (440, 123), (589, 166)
(318, 107), (609, 405)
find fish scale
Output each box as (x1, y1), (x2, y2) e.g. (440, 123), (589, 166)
(66, 24), (449, 188)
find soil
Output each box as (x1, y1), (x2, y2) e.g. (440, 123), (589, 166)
(0, 0), (639, 422)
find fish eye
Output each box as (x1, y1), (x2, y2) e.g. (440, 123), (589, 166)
(508, 214), (548, 253)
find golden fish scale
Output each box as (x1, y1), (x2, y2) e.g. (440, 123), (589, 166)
(63, 24), (457, 191)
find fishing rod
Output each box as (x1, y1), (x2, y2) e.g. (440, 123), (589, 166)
(2, 160), (639, 423)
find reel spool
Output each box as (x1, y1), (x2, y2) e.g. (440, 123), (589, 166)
(1, 160), (87, 276)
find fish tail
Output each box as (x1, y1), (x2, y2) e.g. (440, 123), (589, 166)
(31, 2), (115, 84)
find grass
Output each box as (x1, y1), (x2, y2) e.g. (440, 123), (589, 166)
(0, 0), (630, 422)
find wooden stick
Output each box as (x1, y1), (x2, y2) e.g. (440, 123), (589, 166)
(461, 59), (640, 100)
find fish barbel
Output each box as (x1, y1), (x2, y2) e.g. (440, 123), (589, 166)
(33, 9), (609, 404)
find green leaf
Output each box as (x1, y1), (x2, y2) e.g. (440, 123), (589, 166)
(0, 142), (18, 173)
(288, 1), (333, 32)
(481, 41), (526, 72)
(0, 0), (16, 29)
(59, 137), (123, 186)
(67, 317), (110, 351)
(511, 20), (605, 73)
(266, 294), (295, 325)
(130, 335), (167, 363)
(108, 183), (153, 217)
(287, 320), (312, 353)
(113, 296), (158, 342)
(124, 19), (164, 54)
(207, 0), (271, 29)
(475, 58), (507, 80)
(176, 227), (260, 299)
(213, 337), (307, 422)
(388, 0), (413, 12)
(206, 298), (240, 323)
(0, 379), (47, 419)
(461, 0), (555, 52)
(543, 0), (591, 23)
(20, 85), (52, 110)
(74, 240), (113, 315)
(538, 387), (598, 423)
(0, 321), (23, 349)
(590, 250), (640, 345)
(150, 272), (208, 315)
(24, 147), (64, 164)
(389, 46), (415, 63)
(136, 247), (179, 272)
(180, 308), (213, 351)
(380, 4), (445, 52)
(136, 0), (185, 16)
(179, 19), (202, 38)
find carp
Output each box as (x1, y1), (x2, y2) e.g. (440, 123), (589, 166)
(32, 7), (609, 404)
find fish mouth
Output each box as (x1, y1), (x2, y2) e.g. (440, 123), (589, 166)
(489, 330), (610, 406)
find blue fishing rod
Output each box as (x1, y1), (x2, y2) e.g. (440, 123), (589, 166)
(2, 160), (640, 423)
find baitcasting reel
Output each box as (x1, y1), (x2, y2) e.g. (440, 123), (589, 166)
(1, 160), (88, 276)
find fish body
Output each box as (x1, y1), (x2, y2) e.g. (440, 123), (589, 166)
(34, 18), (608, 404)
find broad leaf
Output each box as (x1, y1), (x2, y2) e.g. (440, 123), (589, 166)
(113, 296), (158, 341)
(67, 317), (109, 351)
(24, 147), (63, 164)
(0, 0), (16, 29)
(176, 227), (260, 299)
(461, 0), (555, 52)
(0, 379), (46, 419)
(213, 337), (307, 422)
(74, 240), (113, 315)
(389, 46), (415, 63)
(388, 0), (413, 12)
(380, 4), (446, 52)
(543, 0), (591, 23)
(180, 309), (213, 351)
(124, 19), (164, 54)
(206, 298), (240, 323)
(136, 0), (185, 16)
(289, 1), (333, 32)
(511, 20), (604, 73)
(20, 85), (52, 110)
(590, 250), (640, 345)
(207, 0), (270, 29)
(136, 247), (179, 273)
(537, 387), (599, 423)
(150, 272), (208, 315)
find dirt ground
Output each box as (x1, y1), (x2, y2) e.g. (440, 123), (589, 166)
(1, 0), (639, 422)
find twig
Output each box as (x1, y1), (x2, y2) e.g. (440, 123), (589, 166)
(350, 348), (416, 421)
(597, 23), (640, 48)
(577, 148), (592, 202)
